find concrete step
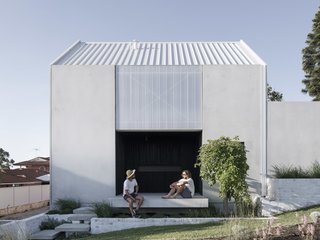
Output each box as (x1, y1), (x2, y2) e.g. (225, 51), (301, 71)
(108, 193), (208, 208)
(29, 230), (62, 240)
(55, 223), (90, 233)
(68, 213), (97, 223)
(73, 207), (95, 214)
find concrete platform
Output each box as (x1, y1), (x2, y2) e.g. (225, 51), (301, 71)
(68, 213), (97, 222)
(108, 193), (208, 208)
(73, 207), (95, 214)
(29, 230), (62, 240)
(55, 223), (90, 232)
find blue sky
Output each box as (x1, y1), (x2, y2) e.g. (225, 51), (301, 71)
(0, 0), (319, 162)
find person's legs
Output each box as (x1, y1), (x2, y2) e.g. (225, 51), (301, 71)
(126, 198), (135, 216)
(135, 195), (144, 211)
(170, 186), (185, 198)
(162, 182), (179, 198)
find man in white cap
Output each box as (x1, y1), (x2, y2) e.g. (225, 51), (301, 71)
(123, 169), (144, 217)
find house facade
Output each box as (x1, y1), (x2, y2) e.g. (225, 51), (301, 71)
(50, 40), (269, 206)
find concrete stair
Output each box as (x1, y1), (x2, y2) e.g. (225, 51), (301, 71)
(55, 223), (90, 238)
(29, 230), (62, 240)
(68, 213), (97, 223)
(108, 193), (209, 208)
(30, 208), (96, 239)
(73, 207), (95, 214)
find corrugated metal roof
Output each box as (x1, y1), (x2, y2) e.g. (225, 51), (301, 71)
(52, 40), (265, 66)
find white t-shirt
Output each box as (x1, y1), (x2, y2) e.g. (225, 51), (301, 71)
(123, 178), (138, 196)
(178, 178), (195, 197)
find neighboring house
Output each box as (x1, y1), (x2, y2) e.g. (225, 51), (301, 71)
(14, 157), (50, 172)
(51, 40), (267, 205)
(0, 169), (50, 216)
(0, 169), (42, 187)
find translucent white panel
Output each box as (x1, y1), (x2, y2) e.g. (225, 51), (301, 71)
(116, 66), (202, 130)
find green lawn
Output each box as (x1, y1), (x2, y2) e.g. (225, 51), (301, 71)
(79, 206), (320, 240)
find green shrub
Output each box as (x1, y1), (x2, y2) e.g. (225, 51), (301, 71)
(55, 198), (81, 214)
(39, 218), (68, 230)
(310, 161), (320, 178)
(46, 209), (61, 214)
(93, 201), (113, 218)
(272, 161), (320, 178)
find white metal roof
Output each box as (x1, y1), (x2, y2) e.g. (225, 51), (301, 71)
(52, 40), (265, 66)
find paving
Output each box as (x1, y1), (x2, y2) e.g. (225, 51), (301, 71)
(29, 229), (62, 240)
(0, 206), (49, 220)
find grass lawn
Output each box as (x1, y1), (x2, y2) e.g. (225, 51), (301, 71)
(78, 205), (320, 240)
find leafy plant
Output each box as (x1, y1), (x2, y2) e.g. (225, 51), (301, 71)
(272, 161), (320, 178)
(310, 161), (320, 178)
(55, 198), (81, 214)
(46, 209), (61, 214)
(39, 218), (68, 230)
(93, 201), (113, 218)
(195, 136), (250, 216)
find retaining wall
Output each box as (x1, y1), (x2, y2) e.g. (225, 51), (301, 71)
(263, 178), (320, 215)
(91, 217), (224, 234)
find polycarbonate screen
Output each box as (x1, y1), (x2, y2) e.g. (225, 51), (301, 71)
(116, 66), (202, 130)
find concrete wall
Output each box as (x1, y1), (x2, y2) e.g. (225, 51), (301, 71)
(202, 65), (266, 201)
(51, 65), (115, 205)
(262, 178), (320, 215)
(267, 102), (320, 174)
(0, 185), (49, 216)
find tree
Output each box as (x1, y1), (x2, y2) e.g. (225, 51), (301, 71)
(0, 148), (14, 169)
(267, 83), (283, 101)
(195, 136), (250, 216)
(302, 8), (320, 101)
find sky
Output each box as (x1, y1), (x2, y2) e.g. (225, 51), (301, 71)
(0, 0), (319, 162)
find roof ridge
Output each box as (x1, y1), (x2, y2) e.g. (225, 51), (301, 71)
(52, 40), (265, 66)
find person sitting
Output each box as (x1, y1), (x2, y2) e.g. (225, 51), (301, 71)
(162, 170), (195, 199)
(123, 169), (144, 217)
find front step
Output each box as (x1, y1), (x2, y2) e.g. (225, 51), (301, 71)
(68, 213), (97, 223)
(73, 207), (95, 214)
(108, 193), (208, 208)
(29, 230), (62, 240)
(55, 223), (90, 238)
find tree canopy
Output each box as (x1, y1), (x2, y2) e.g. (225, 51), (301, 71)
(302, 7), (320, 101)
(0, 148), (14, 169)
(267, 83), (283, 101)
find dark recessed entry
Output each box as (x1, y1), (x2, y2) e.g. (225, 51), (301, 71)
(116, 131), (202, 194)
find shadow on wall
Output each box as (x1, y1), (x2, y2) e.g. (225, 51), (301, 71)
(51, 166), (115, 207)
(246, 177), (261, 195)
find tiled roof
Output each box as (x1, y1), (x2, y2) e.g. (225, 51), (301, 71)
(14, 157), (49, 166)
(52, 40), (265, 66)
(9, 169), (49, 180)
(0, 170), (42, 185)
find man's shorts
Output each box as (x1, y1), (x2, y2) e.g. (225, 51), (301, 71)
(181, 187), (192, 198)
(123, 192), (138, 201)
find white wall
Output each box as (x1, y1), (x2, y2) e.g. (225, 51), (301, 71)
(51, 65), (115, 205)
(267, 102), (320, 174)
(202, 65), (266, 201)
(0, 185), (49, 209)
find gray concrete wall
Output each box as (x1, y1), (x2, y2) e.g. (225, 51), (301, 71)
(51, 65), (115, 205)
(267, 102), (320, 175)
(202, 65), (266, 202)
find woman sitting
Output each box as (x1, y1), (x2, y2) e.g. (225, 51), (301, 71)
(162, 170), (195, 199)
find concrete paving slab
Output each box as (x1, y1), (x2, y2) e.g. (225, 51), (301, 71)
(109, 193), (208, 208)
(29, 229), (62, 240)
(55, 223), (90, 232)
